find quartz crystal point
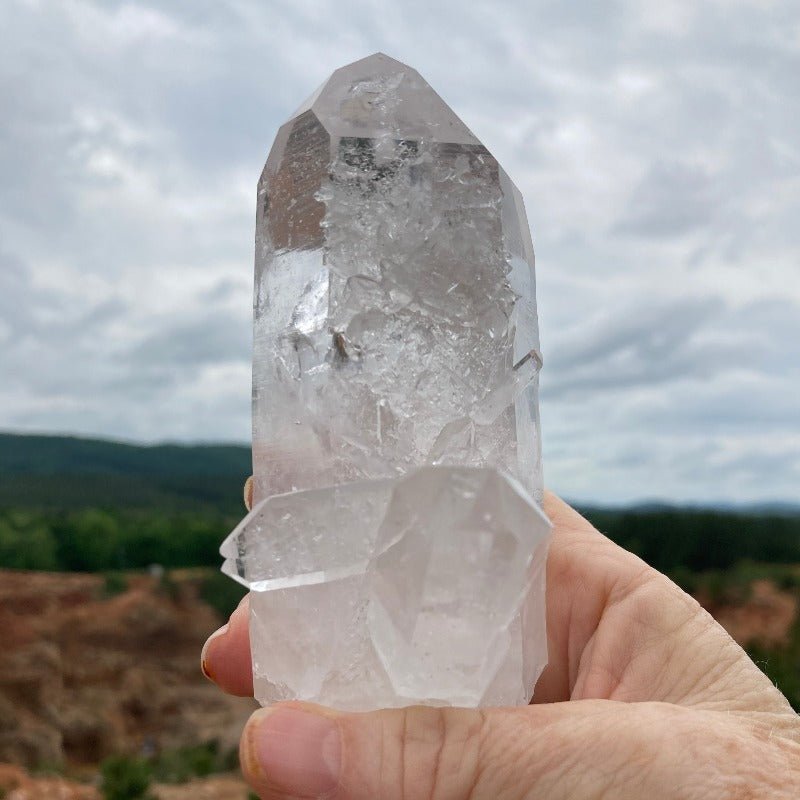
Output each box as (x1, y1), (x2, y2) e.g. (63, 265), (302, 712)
(222, 467), (550, 708)
(221, 53), (550, 710)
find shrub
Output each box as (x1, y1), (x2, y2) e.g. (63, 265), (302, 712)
(151, 742), (218, 784)
(0, 516), (58, 570)
(100, 755), (153, 800)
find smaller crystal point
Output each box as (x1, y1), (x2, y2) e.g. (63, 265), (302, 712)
(220, 466), (551, 710)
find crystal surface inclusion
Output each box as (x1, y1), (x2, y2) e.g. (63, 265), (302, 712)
(253, 52), (543, 505)
(222, 53), (551, 710)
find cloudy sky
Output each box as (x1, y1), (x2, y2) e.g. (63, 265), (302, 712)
(2, 0), (799, 504)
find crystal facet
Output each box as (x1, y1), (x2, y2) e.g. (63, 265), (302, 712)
(222, 467), (550, 709)
(222, 53), (550, 710)
(252, 52), (543, 505)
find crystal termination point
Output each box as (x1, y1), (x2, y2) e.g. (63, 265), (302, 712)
(221, 53), (550, 710)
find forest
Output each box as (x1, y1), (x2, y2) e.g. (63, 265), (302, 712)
(1, 432), (799, 713)
(2, 501), (800, 577)
(2, 432), (799, 575)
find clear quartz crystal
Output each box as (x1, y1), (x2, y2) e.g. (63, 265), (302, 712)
(223, 467), (549, 708)
(221, 53), (550, 710)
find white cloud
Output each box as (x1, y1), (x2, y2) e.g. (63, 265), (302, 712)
(1, 0), (798, 504)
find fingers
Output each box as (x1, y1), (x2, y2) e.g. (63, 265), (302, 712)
(201, 594), (254, 696)
(536, 493), (797, 714)
(206, 487), (662, 705)
(238, 699), (796, 800)
(534, 490), (654, 703)
(244, 475), (254, 511)
(208, 484), (793, 728)
(201, 473), (254, 696)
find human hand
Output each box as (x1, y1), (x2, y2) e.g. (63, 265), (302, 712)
(202, 482), (800, 798)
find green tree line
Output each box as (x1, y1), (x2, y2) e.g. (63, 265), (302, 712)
(586, 507), (800, 573)
(1, 504), (799, 574)
(0, 507), (239, 572)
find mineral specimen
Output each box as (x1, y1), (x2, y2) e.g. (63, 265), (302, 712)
(251, 52), (543, 505)
(221, 53), (550, 710)
(222, 467), (550, 708)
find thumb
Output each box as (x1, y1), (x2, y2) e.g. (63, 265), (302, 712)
(238, 699), (767, 799)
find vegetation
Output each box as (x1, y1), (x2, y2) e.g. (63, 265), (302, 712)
(98, 741), (239, 797)
(2, 432), (799, 712)
(585, 506), (800, 574)
(0, 507), (238, 572)
(0, 432), (250, 513)
(2, 501), (799, 578)
(150, 740), (239, 784)
(100, 755), (153, 800)
(2, 433), (797, 577)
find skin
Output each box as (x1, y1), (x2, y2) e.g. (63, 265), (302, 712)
(202, 479), (800, 799)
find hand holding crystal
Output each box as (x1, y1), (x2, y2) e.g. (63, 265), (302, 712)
(202, 483), (800, 799)
(207, 53), (798, 797)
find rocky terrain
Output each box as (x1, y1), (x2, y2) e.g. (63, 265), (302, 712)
(0, 568), (255, 776)
(705, 578), (798, 649)
(0, 567), (796, 798)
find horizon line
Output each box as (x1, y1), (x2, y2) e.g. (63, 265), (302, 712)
(1, 427), (797, 512)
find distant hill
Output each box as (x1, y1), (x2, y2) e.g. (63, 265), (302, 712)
(1, 430), (798, 517)
(1, 431), (799, 580)
(0, 432), (251, 512)
(579, 499), (800, 518)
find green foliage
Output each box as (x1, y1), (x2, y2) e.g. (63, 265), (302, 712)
(0, 510), (58, 570)
(95, 742), (240, 793)
(0, 433), (250, 513)
(666, 565), (697, 594)
(146, 740), (239, 785)
(4, 432), (795, 577)
(151, 742), (218, 784)
(0, 507), (238, 572)
(3, 433), (799, 718)
(57, 508), (121, 571)
(0, 433), (251, 479)
(2, 504), (798, 577)
(582, 507), (800, 574)
(100, 755), (153, 800)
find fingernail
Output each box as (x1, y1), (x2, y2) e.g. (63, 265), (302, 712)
(244, 706), (341, 797)
(200, 622), (228, 680)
